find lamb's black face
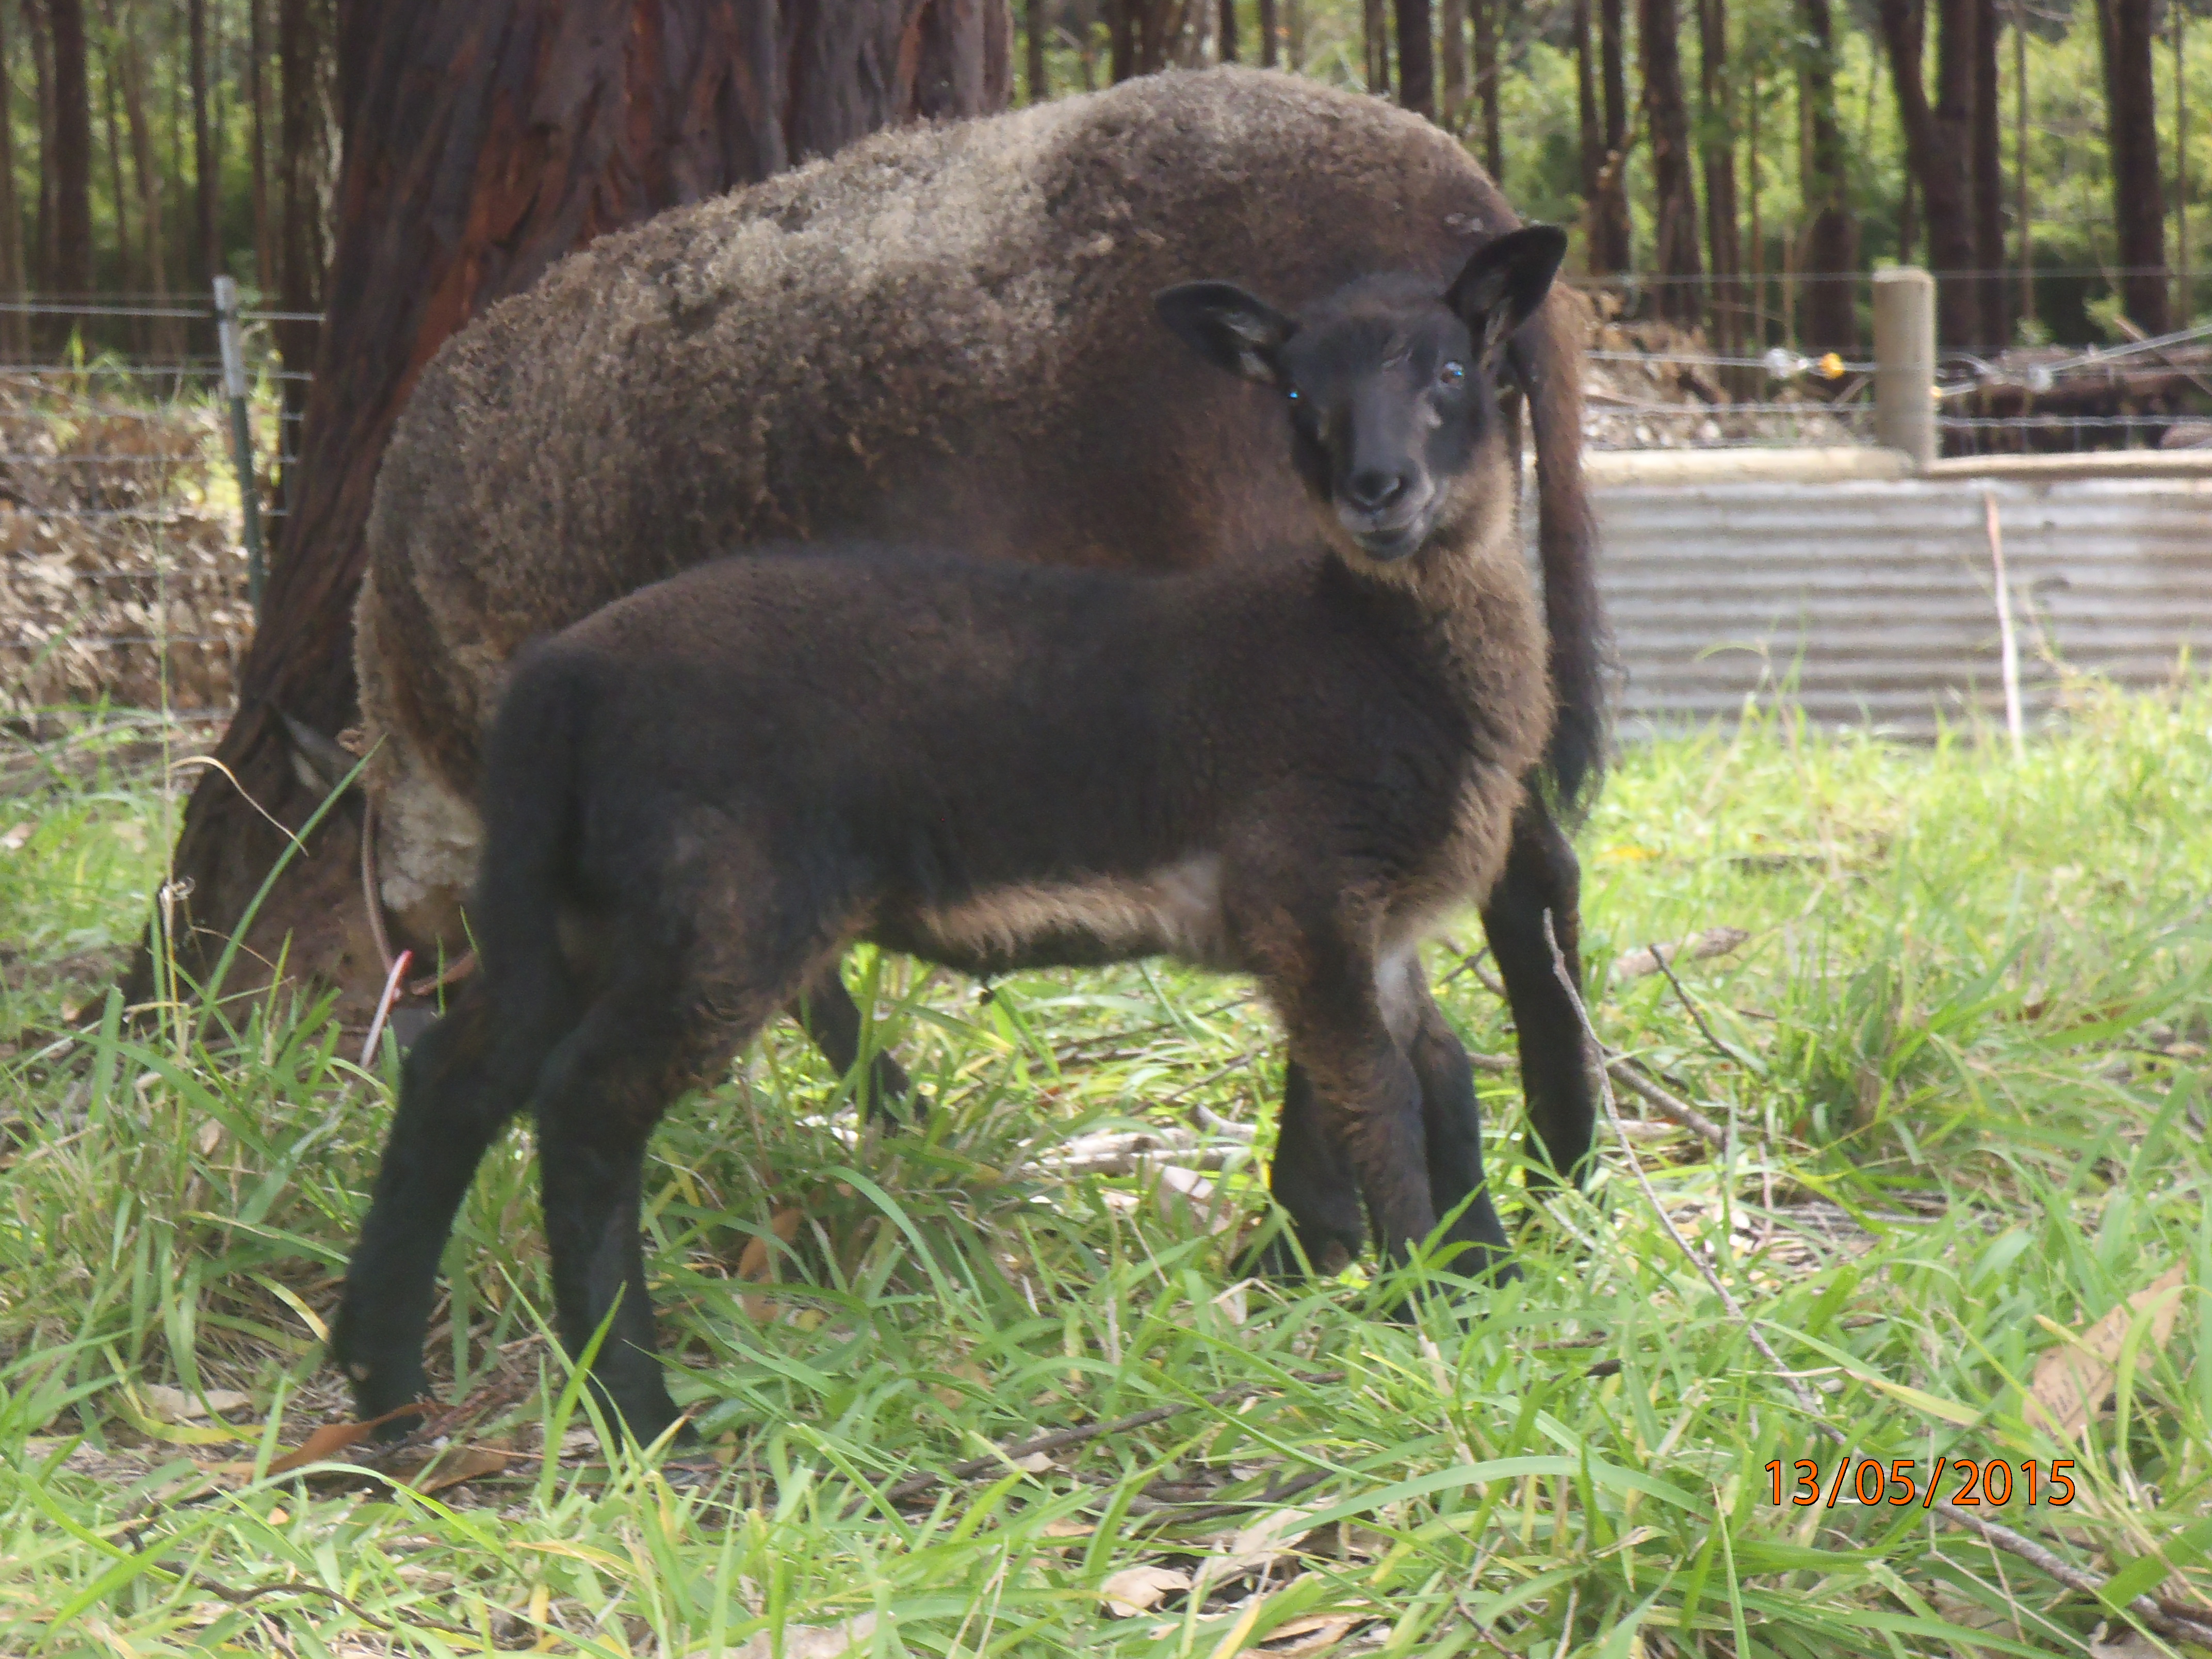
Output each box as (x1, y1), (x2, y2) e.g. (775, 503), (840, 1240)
(1274, 293), (1488, 561)
(1156, 224), (1569, 564)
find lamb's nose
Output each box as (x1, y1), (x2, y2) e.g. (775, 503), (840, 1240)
(1344, 468), (1409, 511)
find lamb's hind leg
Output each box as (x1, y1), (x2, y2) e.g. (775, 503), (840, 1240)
(787, 963), (915, 1124)
(531, 929), (817, 1445)
(333, 976), (548, 1427)
(1259, 1060), (1368, 1278)
(1397, 967), (1515, 1283)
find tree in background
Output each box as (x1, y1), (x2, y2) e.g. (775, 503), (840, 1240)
(1641, 0), (1702, 318)
(1697, 0), (1740, 353)
(1880, 0), (1980, 347)
(2098, 0), (2169, 332)
(1797, 0), (1855, 349)
(1588, 0), (1633, 272)
(1395, 0), (1433, 116)
(147, 0), (1014, 999)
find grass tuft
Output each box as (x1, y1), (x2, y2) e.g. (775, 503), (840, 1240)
(3, 687), (2210, 1654)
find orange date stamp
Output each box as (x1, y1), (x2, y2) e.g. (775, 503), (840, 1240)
(1765, 1457), (2076, 1508)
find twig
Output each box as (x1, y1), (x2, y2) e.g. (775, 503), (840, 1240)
(869, 1370), (1345, 1510)
(1133, 1465), (1331, 1531)
(1540, 912), (2212, 1650)
(1652, 946), (1745, 1069)
(1604, 1056), (1729, 1150)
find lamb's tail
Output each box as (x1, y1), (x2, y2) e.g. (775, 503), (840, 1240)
(471, 643), (592, 1043)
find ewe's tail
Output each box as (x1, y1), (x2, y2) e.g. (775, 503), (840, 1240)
(1510, 288), (1610, 818)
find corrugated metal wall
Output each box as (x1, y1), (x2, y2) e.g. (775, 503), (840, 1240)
(1587, 472), (2212, 736)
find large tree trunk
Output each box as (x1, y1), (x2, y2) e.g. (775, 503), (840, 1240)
(2096, 0), (2168, 332)
(1972, 0), (2003, 346)
(1698, 0), (1739, 354)
(1394, 0), (1432, 117)
(1798, 0), (1855, 348)
(1258, 0), (1276, 66)
(1588, 0), (1631, 272)
(147, 0), (1015, 1012)
(47, 0), (91, 312)
(1216, 0), (1235, 61)
(1879, 0), (1978, 348)
(1641, 0), (1702, 320)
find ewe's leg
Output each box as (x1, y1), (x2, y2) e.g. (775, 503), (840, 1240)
(334, 981), (540, 1425)
(1479, 796), (1597, 1189)
(1401, 971), (1516, 1282)
(787, 962), (914, 1122)
(1260, 1060), (1368, 1277)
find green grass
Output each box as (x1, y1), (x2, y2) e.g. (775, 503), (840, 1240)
(3, 686), (2210, 1656)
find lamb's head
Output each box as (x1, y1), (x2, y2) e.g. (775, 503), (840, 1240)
(1156, 224), (1567, 568)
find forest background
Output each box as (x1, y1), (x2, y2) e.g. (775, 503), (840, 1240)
(0, 0), (2197, 367)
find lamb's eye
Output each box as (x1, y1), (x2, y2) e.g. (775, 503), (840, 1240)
(1286, 387), (1300, 401)
(1438, 361), (1466, 387)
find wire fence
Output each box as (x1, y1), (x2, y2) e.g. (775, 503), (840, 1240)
(0, 290), (306, 715)
(1579, 279), (2212, 457)
(3, 270), (2205, 714)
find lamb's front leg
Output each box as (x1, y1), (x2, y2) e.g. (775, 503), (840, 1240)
(1270, 945), (1440, 1274)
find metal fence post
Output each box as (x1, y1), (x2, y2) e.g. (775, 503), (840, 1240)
(1872, 267), (1937, 469)
(213, 275), (267, 620)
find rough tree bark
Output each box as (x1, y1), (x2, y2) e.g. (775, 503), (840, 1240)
(2096, 0), (2169, 331)
(145, 0), (1015, 1011)
(1641, 0), (1702, 320)
(1394, 0), (1432, 117)
(1798, 0), (1856, 348)
(1879, 0), (1979, 348)
(1588, 0), (1631, 272)
(1258, 0), (1276, 66)
(1217, 0), (1235, 61)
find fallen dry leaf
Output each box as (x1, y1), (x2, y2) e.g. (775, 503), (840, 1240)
(393, 1443), (512, 1494)
(2025, 1265), (2190, 1438)
(142, 1384), (251, 1422)
(1613, 926), (1750, 982)
(1262, 1614), (1367, 1656)
(705, 1613), (879, 1659)
(263, 1405), (425, 1477)
(1100, 1564), (1191, 1617)
(1193, 1505), (1324, 1597)
(739, 1208), (807, 1322)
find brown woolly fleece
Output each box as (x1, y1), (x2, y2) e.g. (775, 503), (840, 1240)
(353, 66), (1597, 949)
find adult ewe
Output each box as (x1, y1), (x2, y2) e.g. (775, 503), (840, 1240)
(352, 65), (1603, 1214)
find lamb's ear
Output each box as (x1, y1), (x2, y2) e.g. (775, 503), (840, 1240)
(1444, 225), (1569, 362)
(1156, 281), (1299, 387)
